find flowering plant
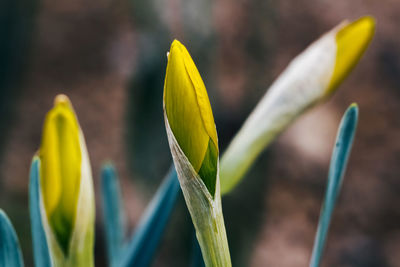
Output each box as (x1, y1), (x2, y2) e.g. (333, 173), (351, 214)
(0, 16), (374, 267)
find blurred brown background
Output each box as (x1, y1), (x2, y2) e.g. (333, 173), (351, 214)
(0, 0), (399, 266)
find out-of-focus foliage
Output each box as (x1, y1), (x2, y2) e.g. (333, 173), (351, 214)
(0, 210), (24, 267)
(29, 158), (52, 267)
(310, 104), (358, 267)
(31, 95), (95, 267)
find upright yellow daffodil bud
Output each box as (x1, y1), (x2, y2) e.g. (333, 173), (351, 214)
(163, 40), (231, 266)
(40, 95), (81, 253)
(164, 40), (219, 197)
(38, 94), (94, 266)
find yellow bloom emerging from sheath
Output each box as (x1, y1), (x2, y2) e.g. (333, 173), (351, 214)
(164, 40), (219, 196)
(219, 16), (375, 195)
(39, 95), (82, 253)
(163, 41), (231, 266)
(327, 16), (375, 94)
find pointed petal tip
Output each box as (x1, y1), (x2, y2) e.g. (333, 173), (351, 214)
(355, 15), (376, 31)
(337, 15), (376, 52)
(167, 40), (182, 60)
(171, 39), (182, 48)
(168, 40), (188, 63)
(338, 16), (375, 36)
(54, 94), (72, 107)
(326, 16), (375, 94)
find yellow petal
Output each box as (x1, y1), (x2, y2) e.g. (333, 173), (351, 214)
(326, 16), (375, 94)
(39, 94), (82, 253)
(164, 40), (218, 195)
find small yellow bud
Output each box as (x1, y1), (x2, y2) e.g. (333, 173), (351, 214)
(39, 94), (82, 253)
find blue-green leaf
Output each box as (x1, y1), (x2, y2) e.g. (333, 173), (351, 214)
(101, 164), (126, 267)
(29, 157), (52, 267)
(0, 210), (24, 267)
(119, 167), (181, 267)
(310, 103), (358, 267)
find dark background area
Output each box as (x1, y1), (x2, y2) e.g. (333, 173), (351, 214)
(0, 0), (399, 266)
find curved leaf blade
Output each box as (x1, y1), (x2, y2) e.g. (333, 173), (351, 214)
(29, 157), (52, 267)
(310, 104), (359, 267)
(119, 167), (181, 267)
(0, 210), (24, 267)
(101, 164), (126, 267)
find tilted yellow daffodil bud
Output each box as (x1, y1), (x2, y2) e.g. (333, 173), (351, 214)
(220, 16), (375, 194)
(164, 39), (219, 197)
(38, 94), (94, 266)
(163, 40), (231, 266)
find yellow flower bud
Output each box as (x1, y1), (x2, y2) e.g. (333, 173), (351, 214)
(220, 16), (375, 194)
(326, 16), (375, 94)
(39, 95), (81, 253)
(164, 40), (219, 196)
(163, 41), (231, 266)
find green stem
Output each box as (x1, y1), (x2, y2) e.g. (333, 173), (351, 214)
(165, 115), (231, 267)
